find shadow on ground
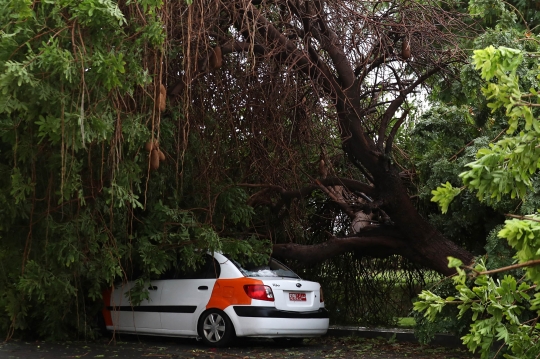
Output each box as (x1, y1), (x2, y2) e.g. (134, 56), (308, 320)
(0, 334), (475, 358)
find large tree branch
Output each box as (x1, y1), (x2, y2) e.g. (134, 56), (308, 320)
(285, 0), (349, 86)
(272, 228), (461, 275)
(306, 0), (355, 88)
(272, 229), (407, 263)
(344, 151), (375, 184)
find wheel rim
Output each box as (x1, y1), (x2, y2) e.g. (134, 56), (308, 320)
(202, 313), (226, 343)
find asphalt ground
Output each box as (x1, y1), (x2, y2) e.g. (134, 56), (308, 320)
(0, 334), (475, 359)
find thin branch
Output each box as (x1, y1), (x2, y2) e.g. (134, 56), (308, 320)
(242, 5), (341, 97)
(505, 213), (540, 224)
(237, 177), (374, 196)
(448, 139), (475, 162)
(471, 260), (540, 276)
(221, 42), (268, 55)
(377, 66), (442, 150)
(385, 109), (409, 155)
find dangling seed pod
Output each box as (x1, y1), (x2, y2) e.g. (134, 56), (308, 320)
(145, 139), (159, 152)
(150, 149), (160, 170)
(401, 38), (411, 60)
(158, 149), (165, 161)
(209, 46), (223, 70)
(159, 84), (166, 112)
(145, 141), (154, 152)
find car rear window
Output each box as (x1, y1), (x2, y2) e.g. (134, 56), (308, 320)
(228, 257), (300, 279)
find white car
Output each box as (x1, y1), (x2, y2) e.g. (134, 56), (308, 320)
(101, 253), (329, 346)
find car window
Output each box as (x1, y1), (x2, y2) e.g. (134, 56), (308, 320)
(161, 255), (221, 280)
(228, 257), (300, 279)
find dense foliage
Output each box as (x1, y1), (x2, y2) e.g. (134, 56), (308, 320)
(0, 0), (268, 339)
(415, 1), (540, 356)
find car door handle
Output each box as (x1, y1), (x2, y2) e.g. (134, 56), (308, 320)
(148, 286), (158, 290)
(198, 286), (208, 290)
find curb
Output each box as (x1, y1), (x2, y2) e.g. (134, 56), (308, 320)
(326, 326), (463, 348)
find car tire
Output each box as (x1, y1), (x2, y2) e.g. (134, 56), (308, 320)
(197, 309), (235, 347)
(273, 337), (304, 346)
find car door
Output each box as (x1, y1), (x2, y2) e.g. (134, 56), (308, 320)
(160, 255), (220, 335)
(109, 280), (163, 333)
(132, 280), (163, 332)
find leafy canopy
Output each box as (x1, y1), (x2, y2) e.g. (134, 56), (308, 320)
(0, 0), (268, 339)
(421, 15), (540, 358)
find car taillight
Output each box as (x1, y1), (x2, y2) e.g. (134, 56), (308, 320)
(320, 287), (324, 303)
(244, 285), (275, 301)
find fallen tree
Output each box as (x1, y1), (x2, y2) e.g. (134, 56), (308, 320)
(167, 0), (475, 275)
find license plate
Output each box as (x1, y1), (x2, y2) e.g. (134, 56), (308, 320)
(289, 293), (306, 301)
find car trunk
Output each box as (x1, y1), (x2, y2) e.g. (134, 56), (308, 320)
(260, 278), (322, 312)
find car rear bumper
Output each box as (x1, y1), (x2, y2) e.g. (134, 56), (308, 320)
(227, 307), (329, 337)
(233, 306), (329, 318)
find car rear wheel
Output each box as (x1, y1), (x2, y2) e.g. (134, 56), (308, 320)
(198, 309), (235, 347)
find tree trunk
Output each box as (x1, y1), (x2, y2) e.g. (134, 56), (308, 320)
(374, 171), (474, 275)
(272, 97), (474, 276)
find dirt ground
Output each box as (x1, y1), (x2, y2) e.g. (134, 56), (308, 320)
(0, 334), (475, 359)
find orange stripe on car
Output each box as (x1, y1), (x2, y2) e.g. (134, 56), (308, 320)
(206, 278), (263, 310)
(102, 288), (113, 326)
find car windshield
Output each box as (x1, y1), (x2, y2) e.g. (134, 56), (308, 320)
(228, 257), (300, 279)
